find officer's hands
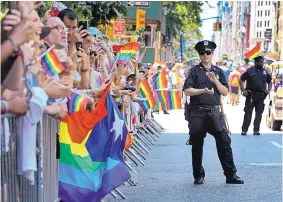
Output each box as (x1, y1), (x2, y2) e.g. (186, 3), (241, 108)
(206, 72), (217, 83)
(203, 87), (214, 94)
(242, 90), (249, 97)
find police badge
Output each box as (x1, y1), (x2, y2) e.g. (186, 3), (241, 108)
(204, 40), (208, 46)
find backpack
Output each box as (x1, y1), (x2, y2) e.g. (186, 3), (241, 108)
(231, 74), (240, 87)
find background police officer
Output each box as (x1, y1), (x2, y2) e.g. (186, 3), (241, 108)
(240, 55), (272, 135)
(183, 40), (244, 185)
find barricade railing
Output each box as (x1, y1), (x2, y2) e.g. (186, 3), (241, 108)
(1, 106), (163, 202)
(1, 113), (59, 202)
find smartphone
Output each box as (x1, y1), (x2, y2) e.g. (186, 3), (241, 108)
(54, 49), (68, 62)
(76, 42), (83, 52)
(78, 21), (88, 30)
(8, 1), (17, 13)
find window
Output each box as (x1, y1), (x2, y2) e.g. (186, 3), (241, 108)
(261, 11), (263, 16)
(257, 32), (258, 37)
(268, 21), (270, 27)
(261, 1), (263, 6)
(269, 1), (271, 5)
(259, 32), (261, 37)
(265, 21), (266, 27)
(258, 10), (260, 16)
(260, 21), (262, 27)
(258, 1), (260, 6)
(265, 10), (267, 16)
(268, 10), (270, 16)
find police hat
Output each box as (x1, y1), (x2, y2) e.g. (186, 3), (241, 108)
(254, 55), (264, 62)
(195, 40), (217, 53)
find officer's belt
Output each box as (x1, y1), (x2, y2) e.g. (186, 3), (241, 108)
(190, 105), (220, 112)
(248, 91), (265, 95)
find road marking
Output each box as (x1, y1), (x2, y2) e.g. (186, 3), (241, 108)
(270, 141), (283, 149)
(249, 163), (283, 166)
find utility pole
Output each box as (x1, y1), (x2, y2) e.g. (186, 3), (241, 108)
(180, 33), (183, 62)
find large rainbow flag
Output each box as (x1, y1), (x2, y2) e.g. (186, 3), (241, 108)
(41, 48), (66, 76)
(152, 69), (168, 90)
(139, 79), (156, 110)
(245, 42), (261, 60)
(155, 90), (169, 111)
(59, 87), (130, 202)
(167, 90), (182, 110)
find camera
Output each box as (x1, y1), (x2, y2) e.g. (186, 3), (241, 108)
(123, 84), (136, 92)
(89, 50), (97, 56)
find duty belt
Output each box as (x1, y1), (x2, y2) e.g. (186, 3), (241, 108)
(190, 105), (220, 112)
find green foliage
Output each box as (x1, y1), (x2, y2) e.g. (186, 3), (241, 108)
(186, 44), (199, 59)
(62, 2), (128, 27)
(0, 1), (9, 13)
(162, 1), (203, 39)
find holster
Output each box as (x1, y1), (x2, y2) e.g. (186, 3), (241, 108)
(184, 102), (190, 121)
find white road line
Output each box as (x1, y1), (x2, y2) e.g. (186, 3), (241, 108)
(249, 163), (283, 166)
(270, 141), (283, 149)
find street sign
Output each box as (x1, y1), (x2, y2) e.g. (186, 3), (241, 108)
(127, 1), (150, 8)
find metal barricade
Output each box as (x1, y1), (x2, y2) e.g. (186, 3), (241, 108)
(1, 114), (59, 202)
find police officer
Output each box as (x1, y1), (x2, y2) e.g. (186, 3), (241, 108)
(183, 40), (244, 185)
(240, 55), (272, 135)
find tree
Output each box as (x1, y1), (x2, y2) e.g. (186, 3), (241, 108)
(63, 2), (128, 27)
(162, 1), (203, 39)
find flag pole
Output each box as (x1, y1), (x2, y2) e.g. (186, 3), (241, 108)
(39, 44), (55, 59)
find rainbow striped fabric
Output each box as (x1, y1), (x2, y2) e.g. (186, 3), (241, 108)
(41, 48), (66, 76)
(245, 42), (261, 60)
(113, 42), (141, 67)
(59, 87), (130, 202)
(139, 79), (156, 110)
(128, 60), (137, 73)
(152, 69), (168, 90)
(167, 90), (182, 110)
(68, 92), (90, 113)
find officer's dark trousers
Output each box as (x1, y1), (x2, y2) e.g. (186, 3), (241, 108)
(188, 107), (237, 179)
(242, 93), (265, 132)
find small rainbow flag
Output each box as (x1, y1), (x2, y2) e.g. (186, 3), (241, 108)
(113, 42), (141, 68)
(139, 79), (156, 110)
(222, 54), (228, 60)
(41, 48), (66, 76)
(152, 69), (168, 90)
(167, 90), (182, 110)
(128, 60), (137, 73)
(68, 92), (90, 113)
(245, 42), (261, 60)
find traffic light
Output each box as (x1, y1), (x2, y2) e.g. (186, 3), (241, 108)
(136, 8), (146, 31)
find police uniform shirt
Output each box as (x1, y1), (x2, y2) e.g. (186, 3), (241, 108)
(183, 63), (228, 106)
(240, 67), (271, 92)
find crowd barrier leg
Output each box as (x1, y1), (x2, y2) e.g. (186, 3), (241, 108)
(114, 188), (127, 199)
(131, 144), (147, 160)
(141, 127), (157, 142)
(137, 128), (154, 146)
(131, 134), (150, 154)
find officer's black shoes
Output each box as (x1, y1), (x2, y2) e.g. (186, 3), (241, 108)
(241, 131), (247, 136)
(163, 111), (170, 114)
(194, 177), (205, 185)
(253, 131), (260, 135)
(226, 175), (244, 184)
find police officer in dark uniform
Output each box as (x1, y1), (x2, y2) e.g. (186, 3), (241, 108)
(240, 55), (272, 136)
(183, 40), (244, 185)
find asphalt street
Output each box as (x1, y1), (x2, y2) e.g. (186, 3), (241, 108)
(105, 99), (282, 202)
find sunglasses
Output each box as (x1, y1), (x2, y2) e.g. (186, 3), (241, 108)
(199, 51), (212, 56)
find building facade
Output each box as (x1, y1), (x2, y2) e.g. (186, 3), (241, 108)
(271, 1), (283, 60)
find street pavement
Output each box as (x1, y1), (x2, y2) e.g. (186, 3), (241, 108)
(106, 97), (282, 202)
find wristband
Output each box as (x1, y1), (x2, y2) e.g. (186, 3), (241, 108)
(7, 36), (20, 52)
(1, 100), (9, 114)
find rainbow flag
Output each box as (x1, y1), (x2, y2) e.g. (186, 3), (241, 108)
(41, 48), (66, 76)
(222, 54), (228, 60)
(156, 90), (169, 111)
(167, 90), (182, 110)
(245, 42), (261, 60)
(139, 79), (156, 110)
(113, 42), (141, 67)
(68, 92), (90, 113)
(128, 60), (137, 73)
(59, 87), (130, 202)
(152, 69), (168, 90)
